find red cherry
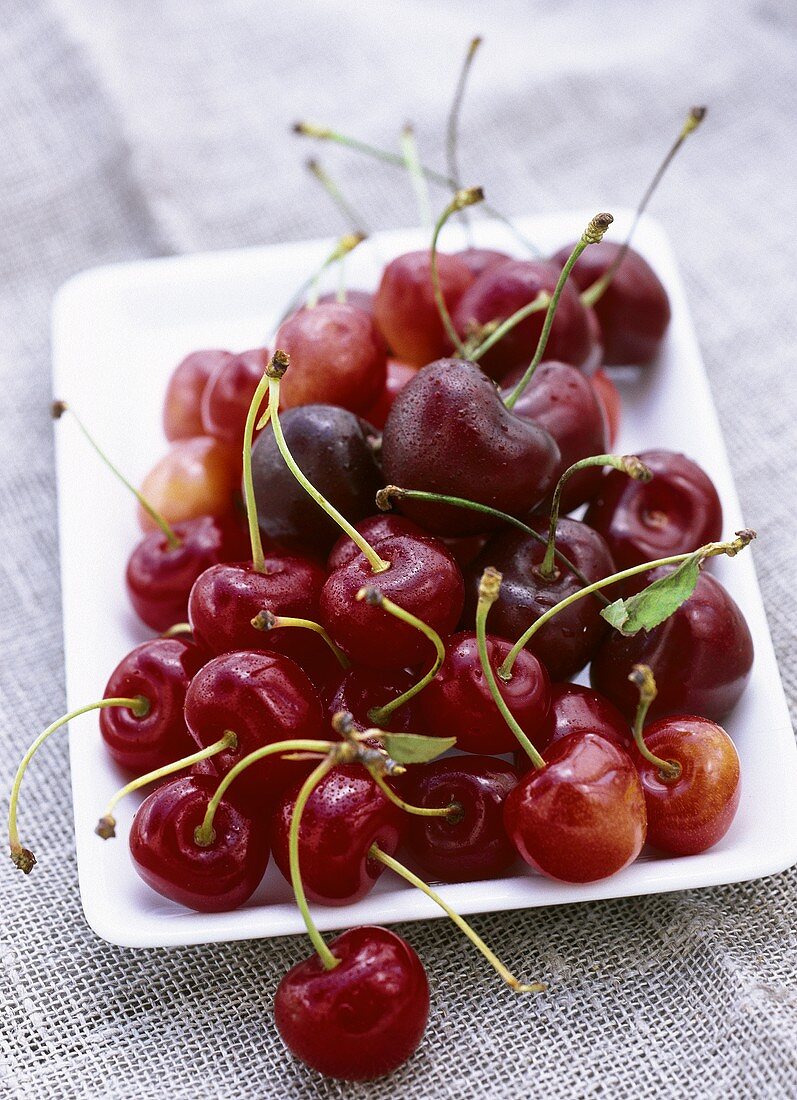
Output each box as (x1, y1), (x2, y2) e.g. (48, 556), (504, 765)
(456, 246), (512, 279)
(504, 732), (647, 882)
(200, 347), (269, 448)
(274, 925), (429, 1081)
(591, 368), (622, 448)
(585, 449), (723, 569)
(362, 358), (418, 429)
(316, 288), (375, 314)
(547, 682), (632, 748)
(271, 765), (404, 905)
(129, 774), (269, 912)
(326, 513), (425, 572)
(324, 666), (420, 736)
(163, 349), (232, 441)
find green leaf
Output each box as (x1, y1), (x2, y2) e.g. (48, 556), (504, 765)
(600, 553), (702, 636)
(381, 733), (456, 764)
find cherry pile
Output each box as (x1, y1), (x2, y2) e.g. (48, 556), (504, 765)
(10, 69), (759, 1082)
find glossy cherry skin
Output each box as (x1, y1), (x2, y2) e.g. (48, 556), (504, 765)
(503, 360), (609, 512)
(138, 436), (240, 531)
(514, 681), (632, 773)
(452, 259), (596, 380)
(504, 731), (647, 882)
(326, 513), (425, 572)
(585, 449), (723, 569)
(100, 637), (206, 772)
(464, 517), (616, 681)
(456, 246), (512, 279)
(590, 568), (754, 723)
(403, 755), (519, 881)
(362, 358), (418, 430)
(373, 250), (473, 367)
(271, 765), (404, 905)
(276, 302), (387, 413)
(200, 347), (269, 448)
(320, 532), (464, 671)
(629, 715), (741, 855)
(381, 359), (560, 536)
(184, 650), (323, 800)
(163, 349), (232, 441)
(274, 925), (429, 1081)
(126, 514), (247, 632)
(251, 404), (383, 554)
(418, 630), (551, 754)
(325, 666), (420, 736)
(551, 241), (671, 365)
(129, 775), (270, 912)
(591, 368), (622, 448)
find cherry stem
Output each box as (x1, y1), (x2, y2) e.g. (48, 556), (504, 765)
(266, 352), (390, 574)
(629, 665), (682, 780)
(499, 529), (756, 681)
(369, 770), (459, 819)
(276, 232), (367, 326)
(467, 291), (549, 361)
(370, 844), (544, 993)
(539, 454), (653, 579)
(9, 695), (150, 873)
(475, 568), (546, 769)
(430, 186), (485, 357)
(581, 107), (706, 309)
(242, 372), (271, 573)
(291, 121), (541, 256)
(251, 610), (351, 669)
(53, 402), (180, 549)
(355, 586), (445, 726)
(401, 123), (433, 232)
(446, 36), (482, 242)
(290, 758), (340, 971)
(503, 212), (614, 410)
(161, 622), (192, 638)
(95, 730), (238, 839)
(375, 484), (610, 606)
(306, 158), (370, 237)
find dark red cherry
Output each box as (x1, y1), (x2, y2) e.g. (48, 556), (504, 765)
(504, 731), (647, 882)
(326, 513), (425, 572)
(324, 666), (420, 736)
(403, 755), (519, 881)
(381, 359), (561, 536)
(464, 517), (616, 681)
(184, 650), (323, 800)
(126, 514), (247, 633)
(320, 532), (464, 670)
(129, 774), (270, 912)
(456, 246), (512, 279)
(514, 682), (631, 773)
(629, 715), (741, 855)
(591, 368), (622, 447)
(200, 347), (269, 448)
(362, 358), (418, 430)
(163, 349), (232, 441)
(584, 449), (723, 569)
(550, 241), (671, 365)
(271, 765), (404, 905)
(418, 630), (551, 755)
(99, 637), (206, 772)
(317, 288), (375, 314)
(590, 568), (754, 723)
(452, 259), (596, 380)
(373, 249), (473, 367)
(274, 925), (429, 1081)
(251, 404), (383, 554)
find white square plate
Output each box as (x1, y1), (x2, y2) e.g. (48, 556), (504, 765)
(52, 210), (797, 948)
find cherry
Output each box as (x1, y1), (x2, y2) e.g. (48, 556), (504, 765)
(129, 774), (270, 912)
(504, 731), (647, 882)
(163, 349), (232, 441)
(324, 666), (421, 735)
(200, 347), (269, 448)
(274, 925), (429, 1081)
(456, 246), (512, 279)
(381, 358), (560, 536)
(418, 631), (551, 754)
(591, 368), (622, 447)
(403, 755), (519, 881)
(271, 764), (404, 905)
(326, 513), (425, 572)
(373, 250), (473, 367)
(138, 436), (239, 531)
(251, 404), (382, 553)
(275, 301), (386, 413)
(317, 288), (374, 314)
(585, 449), (723, 569)
(362, 358), (418, 430)
(546, 682), (632, 749)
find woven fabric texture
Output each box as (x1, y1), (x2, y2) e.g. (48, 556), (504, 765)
(1, 1), (796, 1096)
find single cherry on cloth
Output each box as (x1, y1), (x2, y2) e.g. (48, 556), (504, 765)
(99, 637), (206, 772)
(456, 246), (512, 279)
(324, 666), (421, 736)
(271, 765), (404, 905)
(551, 241), (671, 365)
(362, 358), (418, 430)
(373, 249), (474, 367)
(274, 925), (429, 1081)
(200, 347), (269, 448)
(418, 631), (551, 755)
(381, 359), (561, 537)
(326, 513), (425, 572)
(403, 755), (519, 882)
(163, 349), (232, 441)
(129, 774), (270, 912)
(585, 449), (723, 569)
(504, 731), (647, 882)
(138, 436), (240, 531)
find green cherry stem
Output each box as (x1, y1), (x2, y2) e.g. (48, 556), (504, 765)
(266, 352), (390, 574)
(9, 695), (150, 872)
(95, 730), (239, 839)
(276, 232), (367, 325)
(369, 770), (459, 819)
(475, 568), (546, 768)
(306, 158), (370, 237)
(251, 610), (351, 670)
(242, 372), (271, 573)
(355, 586), (446, 726)
(370, 843), (545, 992)
(161, 622), (192, 638)
(401, 123), (433, 232)
(504, 212), (614, 411)
(53, 401), (180, 549)
(290, 758), (340, 970)
(467, 291), (550, 361)
(446, 35), (482, 240)
(628, 665), (681, 779)
(430, 186), (485, 357)
(538, 454), (653, 579)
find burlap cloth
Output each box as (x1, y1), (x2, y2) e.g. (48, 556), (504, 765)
(1, 1), (795, 1096)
